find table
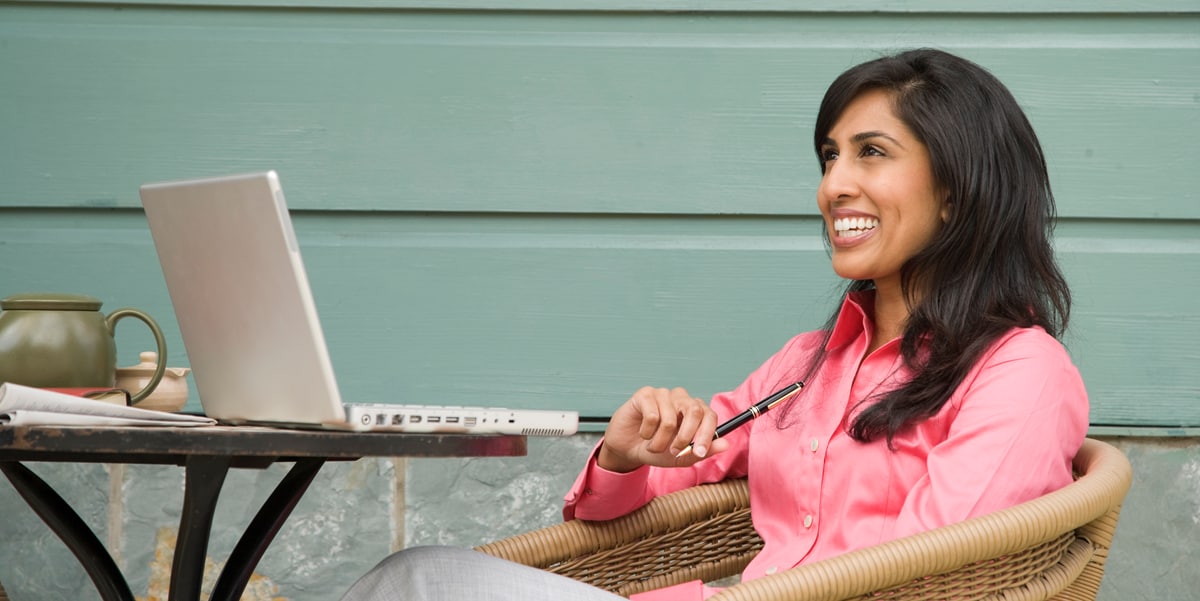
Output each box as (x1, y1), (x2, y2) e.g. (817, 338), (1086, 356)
(0, 425), (526, 601)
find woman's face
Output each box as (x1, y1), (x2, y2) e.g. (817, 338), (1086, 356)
(817, 89), (947, 295)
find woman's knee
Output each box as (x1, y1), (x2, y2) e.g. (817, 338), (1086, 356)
(342, 546), (460, 600)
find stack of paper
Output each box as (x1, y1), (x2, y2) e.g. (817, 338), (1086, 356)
(0, 383), (215, 427)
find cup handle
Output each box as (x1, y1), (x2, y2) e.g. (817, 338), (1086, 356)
(106, 308), (168, 406)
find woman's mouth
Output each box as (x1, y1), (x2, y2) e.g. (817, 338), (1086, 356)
(833, 216), (879, 238)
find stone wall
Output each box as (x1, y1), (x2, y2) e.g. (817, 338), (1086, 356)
(0, 435), (1194, 600)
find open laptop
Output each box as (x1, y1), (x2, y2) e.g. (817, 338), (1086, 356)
(139, 170), (578, 436)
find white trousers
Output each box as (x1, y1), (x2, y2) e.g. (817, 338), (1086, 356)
(340, 545), (627, 601)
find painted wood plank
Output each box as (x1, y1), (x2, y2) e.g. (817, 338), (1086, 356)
(1, 210), (1195, 426)
(15, 0), (1200, 14)
(1, 6), (1197, 219)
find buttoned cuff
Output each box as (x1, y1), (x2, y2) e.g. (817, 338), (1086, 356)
(563, 439), (652, 521)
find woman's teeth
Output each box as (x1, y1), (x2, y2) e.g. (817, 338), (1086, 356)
(834, 217), (879, 236)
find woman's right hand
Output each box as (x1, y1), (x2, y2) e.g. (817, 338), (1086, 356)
(597, 386), (726, 473)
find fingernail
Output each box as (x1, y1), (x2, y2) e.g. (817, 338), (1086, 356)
(694, 444), (707, 458)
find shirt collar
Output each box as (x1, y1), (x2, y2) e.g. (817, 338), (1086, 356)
(826, 289), (876, 351)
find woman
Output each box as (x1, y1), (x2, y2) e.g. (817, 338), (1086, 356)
(341, 47), (1089, 601)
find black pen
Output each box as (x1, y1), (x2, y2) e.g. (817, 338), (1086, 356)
(675, 381), (805, 458)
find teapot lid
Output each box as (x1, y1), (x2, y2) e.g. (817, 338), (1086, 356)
(1, 292), (103, 311)
(116, 351), (189, 378)
(117, 351), (161, 376)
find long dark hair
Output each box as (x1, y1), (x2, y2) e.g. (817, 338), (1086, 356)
(793, 48), (1071, 444)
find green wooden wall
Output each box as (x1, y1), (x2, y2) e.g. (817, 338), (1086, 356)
(1, 0), (1197, 428)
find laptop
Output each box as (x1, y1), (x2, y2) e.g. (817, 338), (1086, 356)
(139, 170), (578, 436)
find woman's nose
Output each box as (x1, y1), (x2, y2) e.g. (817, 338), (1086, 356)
(818, 161), (857, 201)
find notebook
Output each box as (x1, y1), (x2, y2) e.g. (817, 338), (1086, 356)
(139, 171), (578, 436)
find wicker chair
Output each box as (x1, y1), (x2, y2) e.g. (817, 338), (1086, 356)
(477, 438), (1132, 600)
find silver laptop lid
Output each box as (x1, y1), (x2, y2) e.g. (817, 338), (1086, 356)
(140, 171), (347, 426)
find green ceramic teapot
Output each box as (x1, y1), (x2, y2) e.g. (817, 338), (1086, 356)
(0, 292), (167, 404)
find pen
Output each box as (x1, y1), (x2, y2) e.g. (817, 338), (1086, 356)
(675, 381), (805, 458)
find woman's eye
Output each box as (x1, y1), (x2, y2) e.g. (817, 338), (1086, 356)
(820, 148), (839, 162)
(859, 145), (884, 158)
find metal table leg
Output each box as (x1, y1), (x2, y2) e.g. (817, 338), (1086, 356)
(209, 459), (325, 601)
(0, 461), (135, 601)
(169, 455), (232, 601)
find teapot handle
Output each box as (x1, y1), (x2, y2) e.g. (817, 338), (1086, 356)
(105, 308), (168, 405)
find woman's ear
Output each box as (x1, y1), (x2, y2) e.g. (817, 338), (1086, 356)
(940, 193), (952, 223)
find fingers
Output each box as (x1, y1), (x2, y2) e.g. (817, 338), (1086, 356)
(667, 394), (711, 456)
(602, 386), (720, 469)
(685, 404), (720, 459)
(633, 387), (698, 455)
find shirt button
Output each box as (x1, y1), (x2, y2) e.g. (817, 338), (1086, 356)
(803, 514), (814, 528)
(765, 566), (778, 575)
(810, 438), (819, 452)
(584, 488), (595, 496)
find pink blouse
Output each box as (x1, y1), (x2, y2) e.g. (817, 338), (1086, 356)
(562, 291), (1090, 601)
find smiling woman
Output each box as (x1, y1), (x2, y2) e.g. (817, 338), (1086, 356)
(340, 48), (1091, 601)
(816, 88), (948, 332)
(802, 48), (1073, 445)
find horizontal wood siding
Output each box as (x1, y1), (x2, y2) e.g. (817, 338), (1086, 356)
(15, 0), (1200, 12)
(1, 2), (1196, 426)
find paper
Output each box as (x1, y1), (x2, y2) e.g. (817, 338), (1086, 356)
(0, 383), (215, 427)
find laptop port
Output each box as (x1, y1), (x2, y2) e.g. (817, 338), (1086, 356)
(392, 414), (404, 425)
(465, 417), (477, 426)
(428, 416), (441, 423)
(446, 416), (460, 424)
(409, 415), (422, 423)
